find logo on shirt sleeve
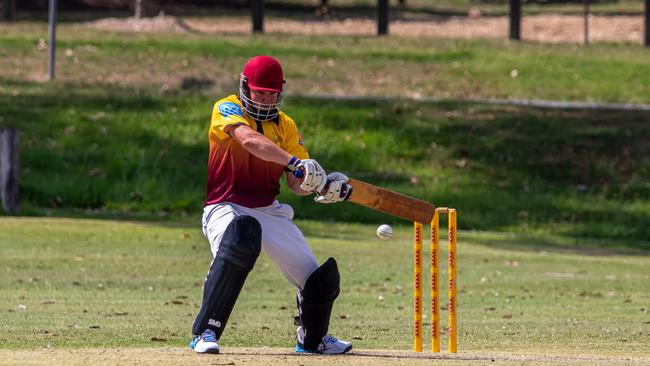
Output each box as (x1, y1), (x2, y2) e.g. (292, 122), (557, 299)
(218, 102), (244, 118)
(297, 131), (308, 153)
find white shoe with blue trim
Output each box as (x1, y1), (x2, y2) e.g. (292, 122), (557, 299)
(189, 329), (220, 354)
(295, 326), (352, 354)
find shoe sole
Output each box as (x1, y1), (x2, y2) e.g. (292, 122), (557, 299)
(190, 341), (220, 354)
(194, 348), (220, 354)
(295, 344), (352, 355)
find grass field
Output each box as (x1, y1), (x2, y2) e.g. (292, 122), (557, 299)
(2, 22), (650, 243)
(2, 81), (650, 244)
(2, 25), (650, 103)
(1, 16), (650, 365)
(0, 217), (648, 365)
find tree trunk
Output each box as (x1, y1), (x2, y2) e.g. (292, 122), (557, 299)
(0, 128), (19, 213)
(3, 0), (16, 22)
(378, 0), (389, 35)
(509, 0), (521, 40)
(251, 0), (264, 33)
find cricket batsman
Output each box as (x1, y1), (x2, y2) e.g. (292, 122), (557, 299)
(189, 55), (353, 354)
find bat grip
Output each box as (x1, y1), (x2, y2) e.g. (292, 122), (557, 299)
(343, 186), (353, 200)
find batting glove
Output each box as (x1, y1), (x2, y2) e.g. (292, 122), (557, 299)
(295, 159), (328, 193)
(314, 172), (351, 204)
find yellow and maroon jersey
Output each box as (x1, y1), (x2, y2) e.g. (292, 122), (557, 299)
(205, 95), (309, 208)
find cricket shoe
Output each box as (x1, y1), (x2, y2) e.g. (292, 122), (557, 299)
(189, 329), (220, 354)
(295, 326), (352, 354)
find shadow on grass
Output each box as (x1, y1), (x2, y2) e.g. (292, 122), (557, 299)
(1, 81), (206, 213)
(464, 230), (650, 256)
(285, 97), (650, 249)
(2, 85), (649, 251)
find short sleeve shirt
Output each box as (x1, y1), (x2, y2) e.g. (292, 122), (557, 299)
(205, 95), (309, 208)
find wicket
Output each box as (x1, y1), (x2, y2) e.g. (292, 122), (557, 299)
(413, 207), (457, 353)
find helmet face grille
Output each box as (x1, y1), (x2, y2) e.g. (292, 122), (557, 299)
(239, 75), (283, 122)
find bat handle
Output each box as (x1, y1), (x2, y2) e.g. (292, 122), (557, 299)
(344, 186), (353, 200)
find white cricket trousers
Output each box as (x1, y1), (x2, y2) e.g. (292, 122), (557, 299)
(202, 200), (319, 290)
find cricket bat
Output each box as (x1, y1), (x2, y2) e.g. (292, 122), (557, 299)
(345, 178), (435, 223)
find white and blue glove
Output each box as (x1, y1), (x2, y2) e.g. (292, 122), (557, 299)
(287, 157), (327, 193)
(315, 172), (351, 204)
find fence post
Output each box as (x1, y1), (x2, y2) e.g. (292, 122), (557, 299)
(134, 0), (143, 19)
(251, 0), (264, 33)
(644, 0), (650, 47)
(378, 0), (389, 35)
(0, 127), (19, 214)
(509, 0), (521, 40)
(48, 0), (57, 81)
(583, 0), (589, 45)
(3, 0), (15, 22)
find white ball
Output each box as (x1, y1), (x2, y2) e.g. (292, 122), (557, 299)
(376, 224), (392, 240)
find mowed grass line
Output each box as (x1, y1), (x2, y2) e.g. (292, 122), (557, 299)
(2, 23), (650, 103)
(1, 218), (648, 357)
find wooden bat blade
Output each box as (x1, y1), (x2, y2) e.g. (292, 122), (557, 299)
(346, 178), (435, 223)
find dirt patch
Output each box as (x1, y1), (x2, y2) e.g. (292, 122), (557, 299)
(0, 348), (648, 366)
(86, 14), (645, 44)
(88, 15), (187, 33)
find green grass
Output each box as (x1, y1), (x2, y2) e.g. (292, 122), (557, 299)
(2, 25), (650, 103)
(0, 217), (648, 355)
(2, 24), (650, 245)
(1, 81), (650, 245)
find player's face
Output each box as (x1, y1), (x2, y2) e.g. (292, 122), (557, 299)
(250, 90), (279, 105)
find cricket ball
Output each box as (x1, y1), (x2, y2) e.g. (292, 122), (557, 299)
(376, 224), (393, 240)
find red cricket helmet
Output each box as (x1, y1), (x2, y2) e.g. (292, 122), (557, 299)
(242, 56), (284, 92)
(239, 56), (285, 121)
